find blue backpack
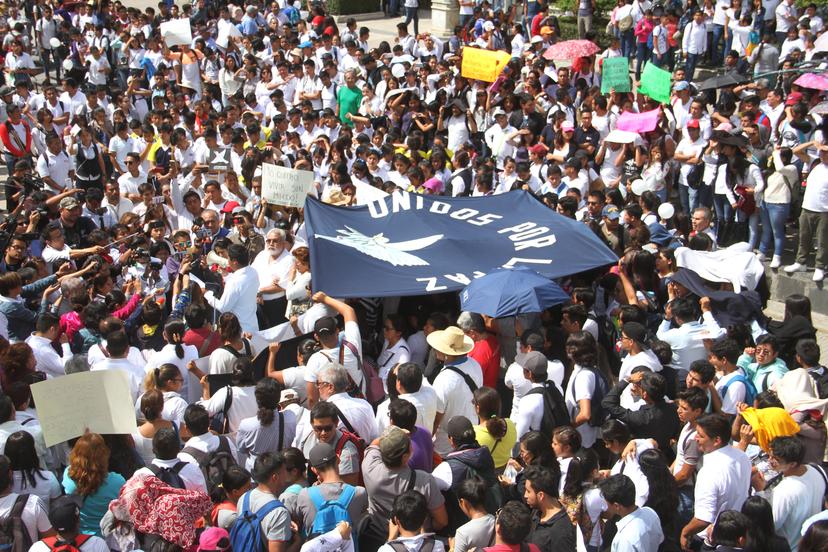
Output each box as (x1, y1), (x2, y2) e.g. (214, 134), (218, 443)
(720, 374), (758, 407)
(307, 485), (356, 538)
(230, 491), (285, 552)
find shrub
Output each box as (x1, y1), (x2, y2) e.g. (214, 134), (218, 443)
(328, 0), (381, 14)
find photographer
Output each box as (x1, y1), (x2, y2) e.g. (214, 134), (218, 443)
(228, 209), (265, 260)
(55, 197), (97, 249)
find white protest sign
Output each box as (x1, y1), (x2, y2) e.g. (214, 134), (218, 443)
(160, 19), (193, 48)
(261, 163), (315, 208)
(216, 24), (242, 49)
(30, 370), (138, 446)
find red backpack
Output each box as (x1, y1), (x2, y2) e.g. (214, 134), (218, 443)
(333, 407), (367, 486)
(42, 535), (91, 552)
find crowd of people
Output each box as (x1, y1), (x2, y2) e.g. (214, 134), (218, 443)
(0, 0), (825, 550)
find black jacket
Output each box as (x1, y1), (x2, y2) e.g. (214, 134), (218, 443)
(602, 381), (680, 462)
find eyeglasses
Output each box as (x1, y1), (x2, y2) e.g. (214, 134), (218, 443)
(755, 347), (774, 356)
(265, 239), (283, 244)
(312, 424), (335, 433)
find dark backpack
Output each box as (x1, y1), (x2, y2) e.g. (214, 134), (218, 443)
(307, 485), (356, 538)
(526, 381), (571, 439)
(586, 369), (610, 427)
(0, 494), (32, 552)
(230, 492), (285, 552)
(181, 436), (239, 494)
(41, 535), (92, 552)
(686, 161), (705, 190)
(455, 459), (503, 515)
(808, 368), (828, 399)
(388, 538), (436, 552)
(148, 462), (187, 489)
(444, 365), (478, 395)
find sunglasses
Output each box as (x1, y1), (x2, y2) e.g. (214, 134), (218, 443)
(312, 424), (334, 433)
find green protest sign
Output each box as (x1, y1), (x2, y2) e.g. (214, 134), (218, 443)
(637, 63), (672, 104)
(601, 57), (631, 94)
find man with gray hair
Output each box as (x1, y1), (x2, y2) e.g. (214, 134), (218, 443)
(251, 227), (294, 327)
(457, 311), (501, 388)
(317, 363), (377, 442)
(64, 354), (90, 374)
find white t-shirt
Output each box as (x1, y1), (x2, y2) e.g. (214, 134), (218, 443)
(0, 493), (50, 543)
(715, 370), (747, 415)
(304, 321), (364, 391)
(619, 350), (662, 381)
(802, 162), (828, 213)
(694, 445), (752, 536)
(772, 467), (826, 551)
(565, 365), (599, 448)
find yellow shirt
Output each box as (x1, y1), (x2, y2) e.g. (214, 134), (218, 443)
(243, 127), (272, 150)
(474, 419), (518, 470)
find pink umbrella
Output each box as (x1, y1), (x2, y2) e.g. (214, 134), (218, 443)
(542, 39), (601, 61)
(794, 72), (828, 91)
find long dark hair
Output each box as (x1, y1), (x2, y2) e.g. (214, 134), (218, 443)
(740, 495), (776, 552)
(800, 520), (828, 552)
(5, 431), (45, 489)
(255, 378), (280, 426)
(638, 449), (679, 525)
(164, 319), (186, 359)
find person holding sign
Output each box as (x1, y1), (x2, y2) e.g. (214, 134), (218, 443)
(164, 43), (205, 101)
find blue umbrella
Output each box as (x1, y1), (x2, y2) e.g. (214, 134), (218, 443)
(460, 267), (570, 318)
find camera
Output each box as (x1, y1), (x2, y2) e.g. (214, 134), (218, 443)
(150, 260), (163, 271)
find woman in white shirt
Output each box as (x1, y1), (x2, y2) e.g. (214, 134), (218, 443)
(148, 319), (199, 402)
(235, 378), (298, 471)
(640, 145), (668, 202)
(6, 431), (62, 510)
(713, 142), (763, 249)
(284, 246), (312, 319)
(131, 389), (178, 465)
(218, 55), (246, 106)
(137, 364), (189, 426)
(208, 313), (259, 376)
(377, 314), (412, 389)
(198, 357), (259, 435)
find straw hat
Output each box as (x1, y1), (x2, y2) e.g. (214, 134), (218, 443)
(426, 326), (474, 356)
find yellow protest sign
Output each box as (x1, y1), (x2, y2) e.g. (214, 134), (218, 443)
(461, 47), (512, 82)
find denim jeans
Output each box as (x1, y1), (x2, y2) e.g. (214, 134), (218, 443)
(760, 202), (790, 257)
(635, 42), (649, 80)
(685, 52), (700, 80)
(713, 193), (734, 229)
(711, 24), (725, 64)
(404, 7), (419, 35)
(680, 183), (712, 214)
(736, 209), (760, 250)
(621, 30), (635, 59)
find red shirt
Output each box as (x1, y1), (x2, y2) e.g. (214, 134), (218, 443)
(485, 545), (541, 552)
(470, 334), (501, 389)
(184, 327), (221, 356)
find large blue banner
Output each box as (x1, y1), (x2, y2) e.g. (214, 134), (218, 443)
(304, 190), (617, 298)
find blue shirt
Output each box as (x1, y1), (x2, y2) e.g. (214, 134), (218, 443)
(62, 470), (126, 536)
(237, 16), (259, 36)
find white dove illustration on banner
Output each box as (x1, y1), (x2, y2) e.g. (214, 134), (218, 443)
(315, 226), (444, 267)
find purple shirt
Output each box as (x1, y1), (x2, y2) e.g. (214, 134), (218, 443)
(408, 426), (434, 472)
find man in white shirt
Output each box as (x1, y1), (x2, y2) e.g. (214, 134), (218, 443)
(504, 332), (565, 419)
(25, 313), (70, 378)
(619, 322), (662, 381)
(35, 6), (60, 84)
(600, 474), (664, 552)
(317, 364), (377, 443)
(132, 427), (207, 493)
(680, 413), (751, 551)
(484, 108), (518, 169)
(765, 436), (826, 551)
(102, 180), (134, 220)
(514, 351), (552, 439)
(784, 139), (828, 281)
(252, 228), (294, 328)
(90, 330), (145, 401)
(427, 326), (484, 455)
(36, 133), (74, 193)
(682, 12), (708, 80)
(116, 152), (147, 202)
(178, 403), (240, 465)
(204, 244), (260, 334)
(303, 293), (364, 407)
(775, 0), (798, 42)
(390, 362), (441, 433)
(108, 122), (135, 175)
(656, 297), (724, 372)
